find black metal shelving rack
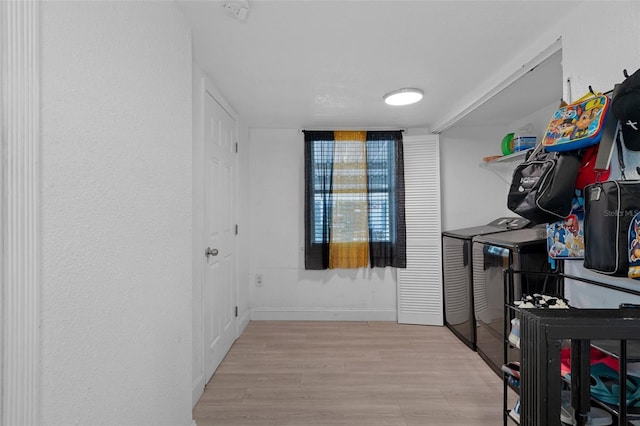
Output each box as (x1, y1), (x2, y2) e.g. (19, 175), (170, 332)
(502, 269), (565, 425)
(502, 268), (640, 426)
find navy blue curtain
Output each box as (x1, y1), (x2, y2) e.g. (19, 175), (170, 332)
(366, 131), (406, 268)
(304, 131), (334, 270)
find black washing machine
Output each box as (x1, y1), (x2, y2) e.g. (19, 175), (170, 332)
(441, 217), (530, 350)
(472, 227), (552, 375)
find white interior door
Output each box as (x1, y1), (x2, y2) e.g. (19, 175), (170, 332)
(203, 90), (237, 383)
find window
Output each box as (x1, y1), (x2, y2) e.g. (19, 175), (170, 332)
(304, 130), (406, 270)
(365, 139), (397, 243)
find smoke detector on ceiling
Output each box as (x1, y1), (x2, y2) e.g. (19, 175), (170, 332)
(222, 0), (250, 21)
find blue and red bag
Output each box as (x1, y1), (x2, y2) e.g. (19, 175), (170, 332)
(542, 93), (610, 152)
(628, 212), (640, 279)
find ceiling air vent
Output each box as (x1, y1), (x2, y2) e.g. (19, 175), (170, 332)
(222, 0), (249, 21)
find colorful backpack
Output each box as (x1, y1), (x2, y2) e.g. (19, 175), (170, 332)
(542, 94), (610, 152)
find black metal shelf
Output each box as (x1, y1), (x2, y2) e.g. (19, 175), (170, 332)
(502, 270), (559, 426)
(559, 374), (640, 421)
(591, 398), (640, 421)
(502, 268), (640, 426)
(519, 308), (640, 425)
(591, 340), (640, 363)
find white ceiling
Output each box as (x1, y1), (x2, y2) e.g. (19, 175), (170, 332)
(178, 1), (571, 131)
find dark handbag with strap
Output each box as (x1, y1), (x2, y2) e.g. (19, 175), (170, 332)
(507, 145), (581, 224)
(583, 122), (640, 276)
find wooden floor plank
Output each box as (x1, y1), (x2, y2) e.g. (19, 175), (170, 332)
(193, 321), (507, 426)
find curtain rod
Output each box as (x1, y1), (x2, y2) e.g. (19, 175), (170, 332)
(300, 128), (405, 134)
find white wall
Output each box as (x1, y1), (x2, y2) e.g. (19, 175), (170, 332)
(248, 128), (397, 321)
(439, 80), (560, 231)
(440, 125), (512, 231)
(191, 63), (205, 406)
(41, 2), (193, 425)
(560, 2), (640, 104)
(435, 15), (563, 231)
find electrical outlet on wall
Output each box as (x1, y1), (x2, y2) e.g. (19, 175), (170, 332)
(255, 274), (263, 287)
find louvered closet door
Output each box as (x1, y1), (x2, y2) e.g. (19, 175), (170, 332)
(398, 135), (442, 325)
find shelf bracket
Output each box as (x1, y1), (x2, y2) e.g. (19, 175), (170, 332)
(479, 150), (529, 184)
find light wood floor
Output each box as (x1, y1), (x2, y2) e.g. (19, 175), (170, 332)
(193, 321), (512, 426)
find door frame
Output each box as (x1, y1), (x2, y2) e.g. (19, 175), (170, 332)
(191, 68), (240, 407)
(1, 1), (41, 424)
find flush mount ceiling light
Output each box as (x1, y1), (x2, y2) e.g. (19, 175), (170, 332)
(383, 88), (424, 106)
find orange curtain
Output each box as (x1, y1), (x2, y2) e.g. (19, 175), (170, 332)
(329, 131), (369, 269)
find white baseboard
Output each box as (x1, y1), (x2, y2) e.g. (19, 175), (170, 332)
(250, 307), (397, 321)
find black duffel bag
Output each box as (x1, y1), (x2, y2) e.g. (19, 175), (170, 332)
(583, 180), (640, 276)
(507, 147), (581, 224)
(584, 120), (640, 276)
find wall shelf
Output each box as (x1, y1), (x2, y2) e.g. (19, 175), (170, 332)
(480, 149), (532, 183)
(483, 149), (531, 164)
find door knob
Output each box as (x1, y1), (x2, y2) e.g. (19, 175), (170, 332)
(205, 247), (219, 258)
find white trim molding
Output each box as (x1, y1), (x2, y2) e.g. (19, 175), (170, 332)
(1, 1), (41, 425)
